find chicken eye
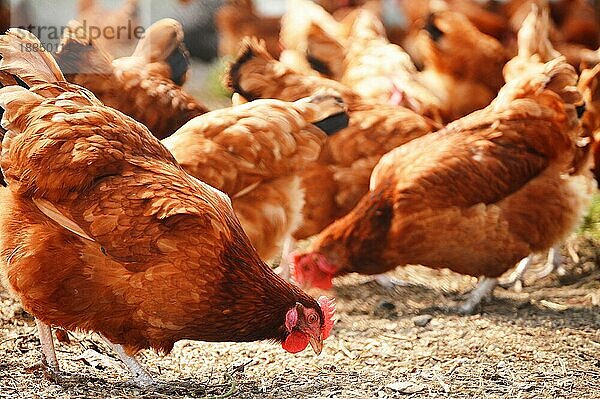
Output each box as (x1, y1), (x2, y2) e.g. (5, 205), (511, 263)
(307, 313), (318, 324)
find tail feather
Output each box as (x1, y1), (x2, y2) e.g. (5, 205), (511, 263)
(56, 20), (114, 76)
(132, 18), (190, 85)
(0, 29), (65, 86)
(517, 4), (558, 60)
(294, 91), (349, 136)
(225, 37), (274, 101)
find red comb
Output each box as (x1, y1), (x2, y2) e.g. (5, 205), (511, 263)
(317, 296), (336, 339)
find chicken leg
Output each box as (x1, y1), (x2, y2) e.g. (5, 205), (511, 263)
(533, 246), (566, 279)
(35, 318), (60, 379)
(498, 255), (532, 290)
(275, 236), (295, 281)
(458, 277), (498, 315)
(101, 336), (156, 388)
(498, 246), (566, 290)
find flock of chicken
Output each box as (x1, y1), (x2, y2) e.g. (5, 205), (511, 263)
(0, 0), (599, 390)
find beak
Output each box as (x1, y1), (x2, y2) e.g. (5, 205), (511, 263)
(308, 336), (323, 355)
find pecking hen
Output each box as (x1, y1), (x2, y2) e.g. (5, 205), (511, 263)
(294, 56), (594, 314)
(0, 29), (334, 387)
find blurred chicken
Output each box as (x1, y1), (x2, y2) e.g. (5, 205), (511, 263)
(227, 39), (440, 239)
(417, 9), (509, 121)
(281, 0), (347, 52)
(77, 0), (138, 56)
(112, 18), (192, 85)
(399, 0), (509, 40)
(580, 64), (600, 183)
(216, 0), (282, 58)
(503, 4), (559, 82)
(294, 57), (594, 314)
(551, 0), (600, 49)
(0, 29), (335, 386)
(162, 93), (349, 264)
(341, 10), (443, 122)
(56, 20), (208, 140)
(281, 22), (347, 80)
(503, 0), (600, 71)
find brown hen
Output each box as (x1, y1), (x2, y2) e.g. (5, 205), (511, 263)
(227, 39), (439, 239)
(162, 94), (349, 263)
(294, 57), (594, 314)
(0, 29), (334, 387)
(56, 19), (208, 140)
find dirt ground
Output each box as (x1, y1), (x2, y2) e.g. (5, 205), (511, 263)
(1, 235), (599, 399)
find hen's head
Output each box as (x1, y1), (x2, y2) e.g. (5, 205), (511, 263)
(282, 296), (335, 355)
(292, 252), (338, 290)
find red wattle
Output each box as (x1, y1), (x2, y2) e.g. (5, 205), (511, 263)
(282, 331), (309, 353)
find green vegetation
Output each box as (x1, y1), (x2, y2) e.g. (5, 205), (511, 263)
(579, 193), (600, 240)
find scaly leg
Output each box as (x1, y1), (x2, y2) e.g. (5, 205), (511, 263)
(275, 236), (295, 282)
(458, 277), (498, 315)
(101, 336), (156, 388)
(498, 255), (532, 290)
(35, 318), (60, 381)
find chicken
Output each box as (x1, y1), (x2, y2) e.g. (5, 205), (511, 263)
(401, 0), (510, 40)
(498, 4), (586, 289)
(162, 93), (349, 264)
(340, 10), (443, 122)
(227, 39), (439, 239)
(111, 18), (192, 85)
(281, 0), (347, 51)
(417, 9), (510, 121)
(293, 57), (594, 314)
(551, 0), (600, 49)
(216, 0), (282, 58)
(56, 19), (208, 140)
(503, 4), (559, 83)
(580, 64), (600, 183)
(281, 22), (347, 80)
(77, 0), (138, 56)
(0, 29), (335, 386)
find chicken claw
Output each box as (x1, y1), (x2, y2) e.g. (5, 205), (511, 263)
(458, 277), (498, 315)
(101, 336), (156, 388)
(498, 246), (566, 290)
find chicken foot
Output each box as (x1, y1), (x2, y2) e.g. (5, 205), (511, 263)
(457, 277), (498, 315)
(498, 246), (566, 290)
(35, 319), (60, 381)
(101, 336), (156, 388)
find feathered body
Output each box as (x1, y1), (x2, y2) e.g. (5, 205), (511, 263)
(163, 94), (348, 261)
(0, 29), (333, 357)
(227, 39), (439, 238)
(294, 58), (594, 290)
